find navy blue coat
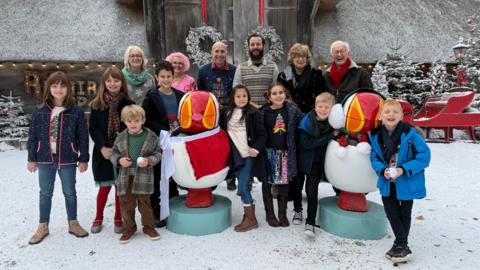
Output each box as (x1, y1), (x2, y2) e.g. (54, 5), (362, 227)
(27, 105), (89, 166)
(142, 88), (184, 135)
(89, 97), (134, 182)
(220, 106), (267, 178)
(297, 111), (335, 175)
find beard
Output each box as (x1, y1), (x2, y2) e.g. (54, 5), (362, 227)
(249, 48), (264, 62)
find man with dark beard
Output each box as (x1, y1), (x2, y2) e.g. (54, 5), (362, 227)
(233, 33), (279, 107)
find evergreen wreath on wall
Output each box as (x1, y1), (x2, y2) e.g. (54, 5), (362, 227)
(244, 26), (284, 62)
(186, 26), (224, 67)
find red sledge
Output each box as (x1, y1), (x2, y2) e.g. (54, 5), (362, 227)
(406, 88), (480, 141)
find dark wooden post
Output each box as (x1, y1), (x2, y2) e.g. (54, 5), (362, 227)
(143, 0), (166, 62)
(297, 0), (315, 47)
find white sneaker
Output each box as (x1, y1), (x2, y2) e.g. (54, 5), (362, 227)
(304, 224), (315, 238)
(292, 211), (303, 225)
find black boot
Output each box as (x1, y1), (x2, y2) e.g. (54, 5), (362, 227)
(277, 196), (289, 227)
(263, 196), (280, 227)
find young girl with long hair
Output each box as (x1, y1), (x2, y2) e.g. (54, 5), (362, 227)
(89, 67), (134, 234)
(27, 71), (90, 244)
(220, 85), (266, 232)
(259, 83), (303, 227)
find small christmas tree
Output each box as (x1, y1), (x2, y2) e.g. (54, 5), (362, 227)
(461, 15), (480, 109)
(371, 62), (389, 98)
(0, 91), (30, 139)
(428, 61), (456, 96)
(378, 51), (432, 110)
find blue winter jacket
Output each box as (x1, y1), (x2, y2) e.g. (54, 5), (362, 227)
(369, 124), (430, 200)
(297, 111), (334, 175)
(27, 105), (89, 167)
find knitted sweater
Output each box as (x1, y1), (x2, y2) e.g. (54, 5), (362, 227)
(233, 59), (279, 105)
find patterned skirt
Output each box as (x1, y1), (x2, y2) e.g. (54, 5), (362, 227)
(265, 148), (289, 185)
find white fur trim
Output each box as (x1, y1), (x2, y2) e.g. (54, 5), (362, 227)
(356, 142), (372, 155)
(328, 104), (345, 129)
(335, 146), (347, 158)
(171, 141), (229, 188)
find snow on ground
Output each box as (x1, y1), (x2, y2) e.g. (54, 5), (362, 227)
(0, 142), (479, 270)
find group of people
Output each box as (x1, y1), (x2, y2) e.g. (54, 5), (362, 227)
(26, 35), (430, 263)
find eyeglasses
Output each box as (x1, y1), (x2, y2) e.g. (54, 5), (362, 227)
(129, 54), (143, 58)
(294, 55), (307, 59)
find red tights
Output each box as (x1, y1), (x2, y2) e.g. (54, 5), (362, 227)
(95, 186), (121, 221)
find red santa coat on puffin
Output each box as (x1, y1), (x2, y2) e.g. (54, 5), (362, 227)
(159, 91), (229, 218)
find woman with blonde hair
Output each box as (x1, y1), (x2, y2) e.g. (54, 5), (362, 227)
(166, 52), (197, 93)
(122, 45), (156, 105)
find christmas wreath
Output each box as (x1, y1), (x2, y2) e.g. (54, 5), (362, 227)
(244, 26), (284, 62)
(186, 26), (224, 67)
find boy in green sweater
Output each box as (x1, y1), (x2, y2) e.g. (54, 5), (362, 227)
(111, 105), (162, 244)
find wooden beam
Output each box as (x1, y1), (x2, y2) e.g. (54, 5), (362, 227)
(143, 0), (166, 61)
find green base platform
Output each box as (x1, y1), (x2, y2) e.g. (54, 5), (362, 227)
(167, 195), (231, 236)
(317, 196), (387, 240)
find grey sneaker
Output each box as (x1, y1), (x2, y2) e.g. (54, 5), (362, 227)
(304, 224), (315, 238)
(292, 211), (303, 225)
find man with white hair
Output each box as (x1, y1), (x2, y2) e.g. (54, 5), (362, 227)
(324, 41), (373, 103)
(197, 41), (237, 107)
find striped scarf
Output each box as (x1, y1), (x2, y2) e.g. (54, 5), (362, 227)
(104, 92), (124, 144)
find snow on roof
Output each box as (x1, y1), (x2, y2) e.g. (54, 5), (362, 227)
(312, 0), (480, 64)
(0, 0), (146, 62)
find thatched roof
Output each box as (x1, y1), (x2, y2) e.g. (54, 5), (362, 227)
(312, 0), (480, 64)
(0, 0), (146, 62)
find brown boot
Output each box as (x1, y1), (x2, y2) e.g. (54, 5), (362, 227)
(29, 223), (49, 245)
(278, 197), (289, 227)
(234, 205), (258, 232)
(68, 220), (89, 238)
(263, 196), (280, 227)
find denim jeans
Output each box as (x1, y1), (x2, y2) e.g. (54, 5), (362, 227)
(37, 163), (77, 223)
(235, 157), (253, 204)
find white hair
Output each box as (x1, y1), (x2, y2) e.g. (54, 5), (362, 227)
(123, 45), (148, 70)
(330, 41), (350, 55)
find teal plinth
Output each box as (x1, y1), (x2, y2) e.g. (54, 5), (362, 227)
(317, 196), (387, 240)
(167, 195), (232, 236)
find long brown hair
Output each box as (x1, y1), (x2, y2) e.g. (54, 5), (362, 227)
(225, 84), (254, 125)
(90, 67), (131, 110)
(42, 71), (75, 108)
(264, 82), (294, 105)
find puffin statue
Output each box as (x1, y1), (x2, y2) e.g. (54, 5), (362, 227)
(325, 89), (384, 212)
(170, 91), (230, 208)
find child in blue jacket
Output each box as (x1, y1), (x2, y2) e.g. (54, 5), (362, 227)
(369, 99), (431, 263)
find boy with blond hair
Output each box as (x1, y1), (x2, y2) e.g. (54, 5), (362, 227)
(110, 105), (162, 244)
(296, 92), (339, 238)
(369, 99), (431, 263)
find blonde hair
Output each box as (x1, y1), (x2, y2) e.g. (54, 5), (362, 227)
(123, 45), (148, 70)
(381, 99), (404, 113)
(121, 104), (145, 122)
(315, 92), (335, 106)
(287, 43), (312, 65)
